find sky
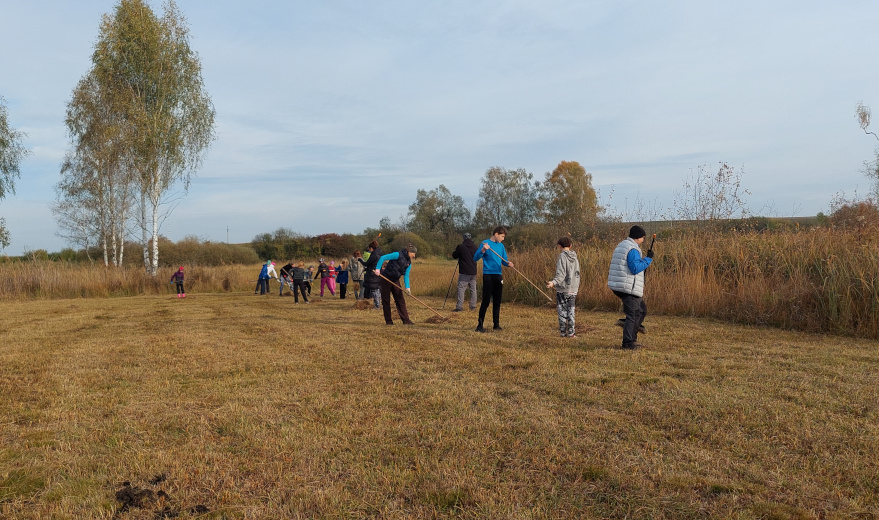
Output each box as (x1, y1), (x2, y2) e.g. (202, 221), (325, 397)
(1, 0), (878, 255)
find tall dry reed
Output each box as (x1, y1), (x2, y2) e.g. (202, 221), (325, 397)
(5, 229), (878, 339)
(510, 228), (879, 338)
(0, 263), (258, 300)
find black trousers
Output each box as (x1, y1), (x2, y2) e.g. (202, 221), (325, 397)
(293, 280), (309, 303)
(339, 283), (347, 299)
(380, 277), (411, 324)
(478, 274), (503, 327)
(175, 282), (184, 295)
(613, 290), (647, 346)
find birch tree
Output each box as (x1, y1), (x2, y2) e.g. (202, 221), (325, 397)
(92, 0), (215, 274)
(55, 71), (135, 266)
(0, 96), (30, 249)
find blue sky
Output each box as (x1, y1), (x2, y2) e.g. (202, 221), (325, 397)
(1, 0), (878, 255)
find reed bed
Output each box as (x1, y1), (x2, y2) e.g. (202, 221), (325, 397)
(418, 228), (879, 339)
(3, 227), (879, 338)
(0, 263), (257, 300)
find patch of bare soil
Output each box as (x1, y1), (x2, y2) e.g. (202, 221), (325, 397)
(113, 475), (209, 518)
(353, 300), (373, 310)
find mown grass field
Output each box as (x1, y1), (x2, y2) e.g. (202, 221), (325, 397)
(1, 281), (877, 519)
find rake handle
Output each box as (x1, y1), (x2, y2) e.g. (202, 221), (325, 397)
(484, 247), (554, 303)
(377, 272), (447, 320)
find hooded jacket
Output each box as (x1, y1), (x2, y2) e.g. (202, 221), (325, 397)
(452, 239), (478, 275)
(551, 250), (580, 294)
(348, 256), (365, 280)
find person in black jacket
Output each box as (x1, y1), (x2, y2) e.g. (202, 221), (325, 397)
(291, 262), (309, 304)
(451, 233), (478, 311)
(314, 258), (335, 297)
(278, 262), (295, 296)
(359, 241), (383, 309)
(375, 244), (417, 325)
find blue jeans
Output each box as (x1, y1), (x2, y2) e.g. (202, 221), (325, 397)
(371, 288), (382, 309)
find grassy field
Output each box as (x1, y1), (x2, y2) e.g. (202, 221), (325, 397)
(1, 285), (878, 519)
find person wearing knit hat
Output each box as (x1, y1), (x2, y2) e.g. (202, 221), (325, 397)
(629, 225), (646, 240)
(451, 232), (478, 312)
(374, 244), (418, 325)
(315, 258), (335, 297)
(170, 266), (185, 298)
(255, 260), (277, 295)
(607, 225), (654, 349)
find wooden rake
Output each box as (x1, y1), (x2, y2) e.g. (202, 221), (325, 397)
(376, 272), (451, 323)
(485, 247), (555, 304)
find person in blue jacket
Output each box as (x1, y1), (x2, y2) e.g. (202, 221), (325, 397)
(473, 226), (515, 333)
(254, 260), (276, 295)
(607, 225), (654, 350)
(374, 244), (417, 325)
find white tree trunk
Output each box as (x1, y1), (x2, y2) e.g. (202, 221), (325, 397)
(141, 193), (150, 273)
(118, 209), (125, 267)
(102, 236), (109, 267)
(111, 231), (118, 267)
(150, 193), (160, 276)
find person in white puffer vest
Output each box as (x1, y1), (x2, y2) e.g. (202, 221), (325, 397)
(607, 225), (654, 350)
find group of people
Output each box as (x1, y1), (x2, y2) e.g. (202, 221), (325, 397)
(174, 224), (654, 350)
(254, 255), (370, 304)
(448, 224), (653, 350)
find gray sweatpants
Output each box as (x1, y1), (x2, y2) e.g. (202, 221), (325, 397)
(456, 273), (477, 310)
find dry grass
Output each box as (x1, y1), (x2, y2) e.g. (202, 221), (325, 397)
(453, 228), (879, 339)
(5, 226), (879, 339)
(1, 289), (877, 519)
(0, 263), (258, 300)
